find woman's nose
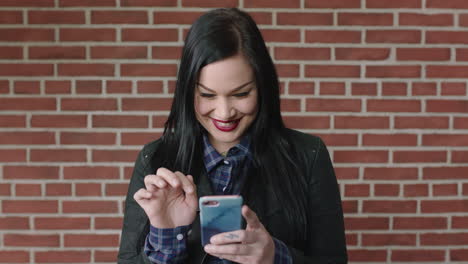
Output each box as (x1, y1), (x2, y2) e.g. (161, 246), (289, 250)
(215, 98), (234, 119)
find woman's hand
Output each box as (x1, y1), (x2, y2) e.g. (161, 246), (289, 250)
(204, 205), (275, 264)
(133, 167), (198, 228)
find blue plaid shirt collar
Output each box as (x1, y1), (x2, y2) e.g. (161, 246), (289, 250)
(202, 133), (252, 173)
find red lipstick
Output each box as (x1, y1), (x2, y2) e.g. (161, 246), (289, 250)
(211, 118), (240, 132)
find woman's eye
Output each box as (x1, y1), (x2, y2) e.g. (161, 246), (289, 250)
(200, 93), (215, 98)
(234, 92), (250, 97)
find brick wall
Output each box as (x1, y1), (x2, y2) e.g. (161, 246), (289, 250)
(1, 0), (467, 263)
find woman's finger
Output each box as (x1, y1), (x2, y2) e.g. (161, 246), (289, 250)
(174, 171), (194, 194)
(242, 205), (262, 229)
(204, 243), (251, 256)
(210, 230), (250, 245)
(156, 167), (181, 188)
(133, 188), (152, 201)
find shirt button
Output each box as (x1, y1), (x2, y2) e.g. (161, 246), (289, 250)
(223, 160), (229, 165)
(176, 234), (184, 241)
(187, 229), (192, 236)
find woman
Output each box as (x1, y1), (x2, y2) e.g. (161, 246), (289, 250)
(118, 8), (347, 264)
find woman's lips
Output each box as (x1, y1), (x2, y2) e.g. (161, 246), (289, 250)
(211, 118), (240, 132)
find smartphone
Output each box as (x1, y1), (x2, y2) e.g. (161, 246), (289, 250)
(199, 195), (243, 246)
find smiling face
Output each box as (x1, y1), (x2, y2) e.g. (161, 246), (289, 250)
(194, 53), (258, 153)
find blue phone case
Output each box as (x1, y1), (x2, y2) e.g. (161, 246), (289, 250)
(199, 195), (243, 246)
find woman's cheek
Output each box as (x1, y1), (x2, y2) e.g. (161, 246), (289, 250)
(195, 98), (212, 116)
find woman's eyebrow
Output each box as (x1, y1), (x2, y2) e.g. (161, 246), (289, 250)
(196, 80), (255, 93)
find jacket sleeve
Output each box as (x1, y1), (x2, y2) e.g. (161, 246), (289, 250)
(289, 138), (348, 264)
(118, 147), (153, 264)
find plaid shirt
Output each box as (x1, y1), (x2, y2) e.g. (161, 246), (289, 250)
(144, 134), (292, 264)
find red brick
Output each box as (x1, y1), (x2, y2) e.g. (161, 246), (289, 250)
(0, 46), (22, 59)
(334, 150), (388, 163)
(95, 250), (118, 262)
(3, 200), (57, 213)
(29, 11), (85, 24)
(433, 184), (458, 196)
(367, 65), (421, 78)
(424, 167), (468, 179)
(276, 64), (300, 77)
(182, 0), (238, 7)
(363, 134), (417, 146)
(334, 167), (359, 179)
(363, 234), (416, 246)
(121, 0), (176, 6)
(306, 99), (361, 112)
(35, 251), (91, 263)
(281, 99), (301, 112)
(122, 98), (173, 111)
(428, 65), (468, 78)
(121, 63), (176, 77)
(453, 151), (468, 163)
(344, 184), (370, 197)
(59, 0), (115, 6)
(351, 82), (377, 95)
(367, 0), (421, 8)
(93, 115), (148, 128)
(338, 13), (392, 26)
(394, 151), (446, 163)
(334, 116), (389, 129)
(394, 217), (447, 230)
(364, 200), (417, 213)
(306, 30), (361, 43)
(0, 11), (22, 23)
(392, 250), (445, 262)
(342, 200), (358, 213)
(0, 63), (54, 76)
(336, 48), (389, 60)
(58, 63), (114, 76)
(91, 11), (148, 24)
(153, 11), (203, 24)
(152, 46), (182, 60)
(442, 82), (466, 95)
(453, 216), (468, 228)
(122, 28), (178, 41)
(455, 117), (468, 129)
(288, 81), (315, 95)
(4, 166), (59, 180)
(427, 99), (468, 112)
(427, 0), (468, 8)
(364, 167), (418, 180)
(451, 249), (468, 261)
(424, 134), (468, 146)
(0, 250), (29, 263)
(75, 80), (101, 94)
(0, 217), (29, 230)
(61, 98), (117, 111)
(404, 184), (429, 197)
(395, 116), (449, 129)
(14, 81), (40, 94)
(319, 82), (345, 95)
(367, 30), (421, 43)
(63, 201), (118, 214)
(421, 233), (468, 245)
(382, 82), (407, 96)
(31, 115), (87, 128)
(305, 65), (360, 78)
(461, 14), (468, 27)
(122, 132), (162, 145)
(16, 184), (42, 196)
(400, 13), (453, 26)
(456, 48), (468, 61)
(275, 47), (330, 60)
(306, 0), (360, 8)
(397, 48), (450, 61)
(29, 46), (85, 60)
(61, 132), (116, 145)
(107, 80), (132, 94)
(0, 132), (55, 145)
(0, 0), (54, 6)
(60, 28), (116, 42)
(261, 29), (300, 43)
(0, 98), (56, 111)
(344, 217), (389, 230)
(367, 99), (421, 112)
(422, 200), (468, 213)
(45, 80), (71, 94)
(427, 31), (468, 44)
(46, 183), (72, 196)
(0, 115), (26, 127)
(374, 184), (400, 196)
(64, 234), (119, 247)
(0, 28), (54, 42)
(92, 150), (138, 162)
(105, 184), (128, 196)
(348, 250), (387, 262)
(0, 149), (26, 162)
(31, 149), (87, 162)
(0, 184), (11, 196)
(277, 12), (332, 25)
(76, 183), (101, 196)
(283, 116), (330, 129)
(5, 234), (59, 247)
(245, 0), (299, 7)
(314, 134), (358, 146)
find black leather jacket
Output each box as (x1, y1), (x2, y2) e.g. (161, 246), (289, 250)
(117, 129), (347, 263)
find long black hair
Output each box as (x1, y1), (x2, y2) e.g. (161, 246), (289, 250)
(162, 8), (308, 243)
